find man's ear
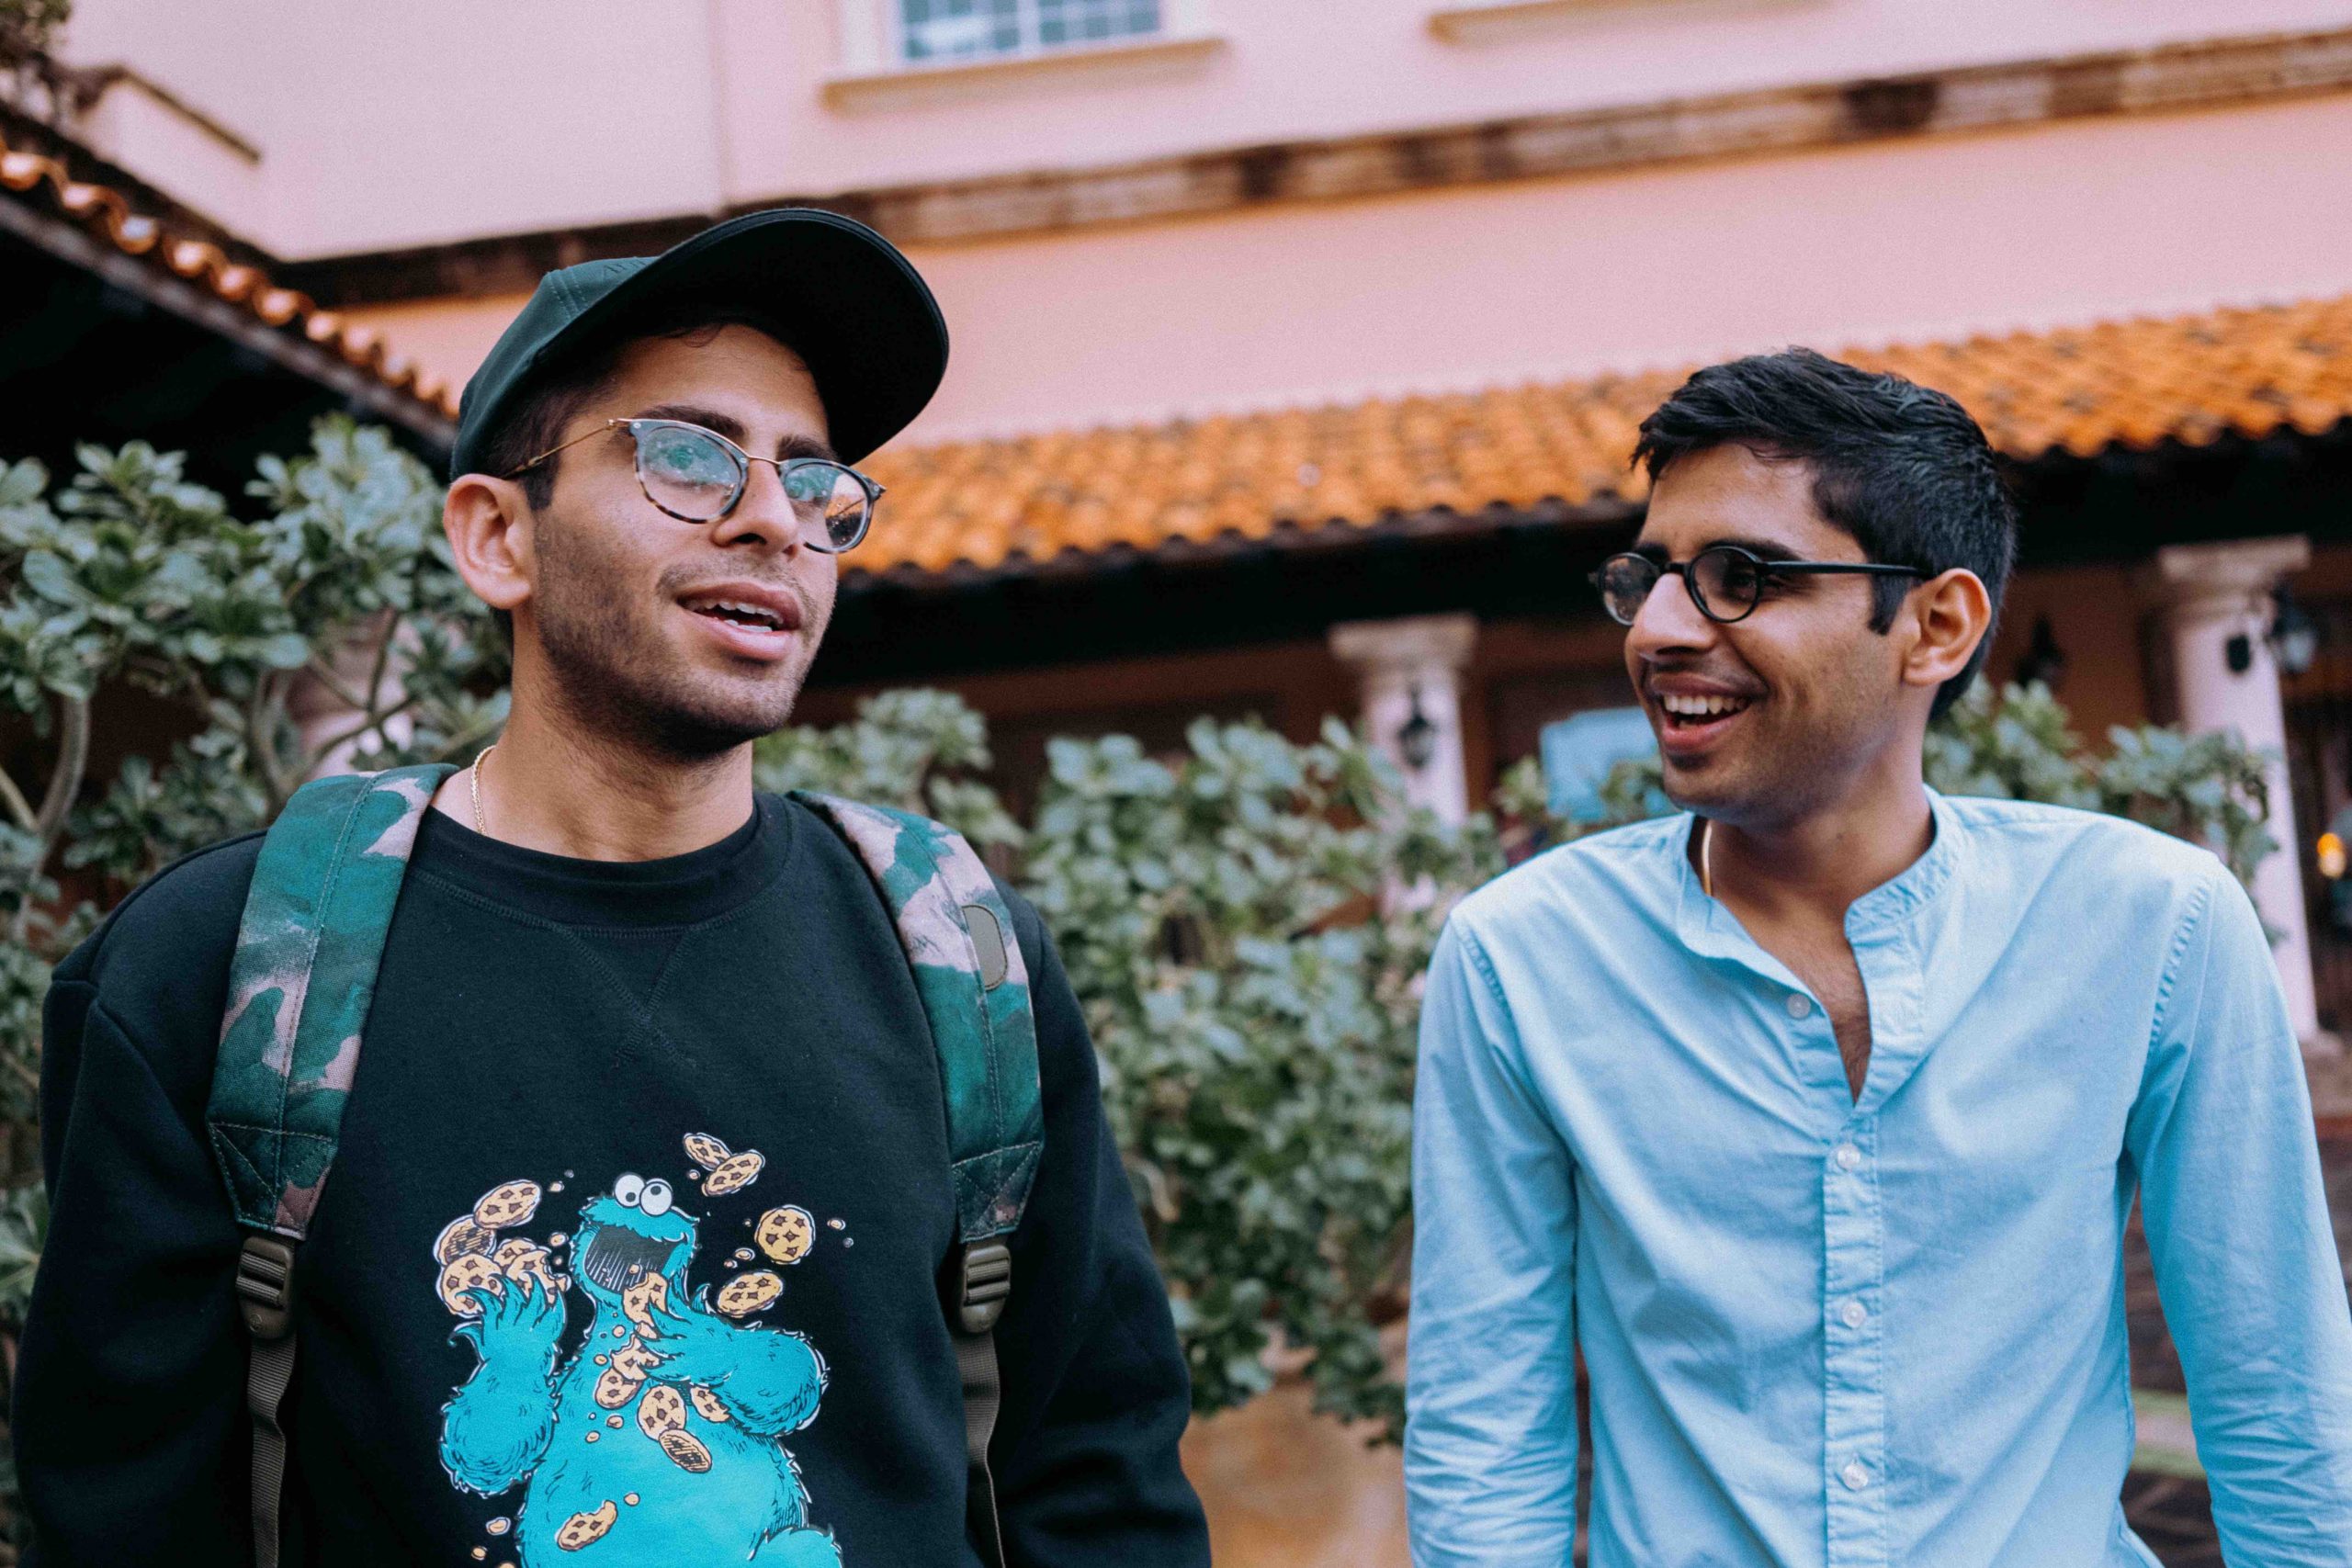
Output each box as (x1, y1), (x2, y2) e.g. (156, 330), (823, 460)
(443, 473), (536, 616)
(1900, 568), (1994, 696)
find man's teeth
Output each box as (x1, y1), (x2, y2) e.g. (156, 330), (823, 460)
(695, 599), (785, 630)
(1659, 694), (1752, 718)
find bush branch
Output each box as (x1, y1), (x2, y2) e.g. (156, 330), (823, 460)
(0, 767), (33, 837)
(29, 695), (87, 852)
(300, 654), (371, 716)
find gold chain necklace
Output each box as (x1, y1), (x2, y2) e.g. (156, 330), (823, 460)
(469, 743), (498, 836)
(1699, 816), (1716, 900)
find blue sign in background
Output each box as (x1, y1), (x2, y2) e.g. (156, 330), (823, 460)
(1540, 706), (1659, 822)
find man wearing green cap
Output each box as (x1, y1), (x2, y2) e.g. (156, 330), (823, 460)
(15, 212), (1211, 1568)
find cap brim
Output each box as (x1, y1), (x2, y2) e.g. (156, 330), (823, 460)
(539, 209), (948, 466)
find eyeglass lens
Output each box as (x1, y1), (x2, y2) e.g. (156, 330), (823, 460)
(632, 423), (872, 551)
(1596, 547), (1767, 626)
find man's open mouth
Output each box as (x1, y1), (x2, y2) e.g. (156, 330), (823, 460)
(685, 597), (792, 632)
(579, 1225), (677, 1292)
(1657, 693), (1755, 728)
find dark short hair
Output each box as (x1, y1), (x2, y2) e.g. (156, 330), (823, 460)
(468, 306), (798, 639)
(1631, 347), (2017, 716)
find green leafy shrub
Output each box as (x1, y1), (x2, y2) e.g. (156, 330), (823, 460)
(1, 422), (2283, 1467)
(0, 421), (502, 1266)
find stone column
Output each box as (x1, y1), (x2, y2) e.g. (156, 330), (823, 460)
(2148, 536), (2323, 1046)
(1329, 615), (1476, 823)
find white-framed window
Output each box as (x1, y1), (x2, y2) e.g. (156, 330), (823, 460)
(897, 0), (1164, 64)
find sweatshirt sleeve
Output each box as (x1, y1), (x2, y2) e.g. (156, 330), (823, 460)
(16, 990), (251, 1565)
(2125, 864), (2352, 1560)
(982, 890), (1211, 1568)
(14, 842), (260, 1568)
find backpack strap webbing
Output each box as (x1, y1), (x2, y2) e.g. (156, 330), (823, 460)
(207, 764), (450, 1568)
(792, 791), (1043, 1568)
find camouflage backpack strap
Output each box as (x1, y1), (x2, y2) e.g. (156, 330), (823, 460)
(791, 791), (1041, 1568)
(206, 763), (451, 1568)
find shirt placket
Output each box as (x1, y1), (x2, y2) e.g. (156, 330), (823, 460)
(1814, 912), (1927, 1568)
(1820, 1109), (1887, 1565)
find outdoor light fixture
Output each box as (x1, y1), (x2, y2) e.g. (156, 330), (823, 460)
(2271, 584), (2321, 677)
(2228, 584), (2321, 676)
(1396, 691), (1439, 772)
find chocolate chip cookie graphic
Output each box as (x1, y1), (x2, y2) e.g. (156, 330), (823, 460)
(493, 1241), (559, 1298)
(699, 1150), (763, 1199)
(714, 1270), (783, 1317)
(593, 1366), (640, 1409)
(433, 1215), (497, 1264)
(755, 1205), (814, 1266)
(437, 1253), (505, 1316)
(621, 1271), (669, 1336)
(609, 1338), (655, 1382)
(554, 1500), (616, 1551)
(636, 1384), (686, 1439)
(689, 1384), (731, 1423)
(472, 1180), (541, 1230)
(682, 1132), (731, 1171)
(659, 1427), (712, 1472)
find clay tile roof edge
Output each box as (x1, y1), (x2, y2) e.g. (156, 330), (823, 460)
(0, 123), (458, 425)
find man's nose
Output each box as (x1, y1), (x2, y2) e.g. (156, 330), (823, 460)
(1625, 568), (1717, 659)
(707, 459), (804, 553)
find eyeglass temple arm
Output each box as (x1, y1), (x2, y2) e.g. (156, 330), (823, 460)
(1762, 562), (1928, 577)
(505, 421), (623, 479)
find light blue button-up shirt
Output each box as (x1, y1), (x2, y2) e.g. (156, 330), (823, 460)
(1406, 793), (2352, 1566)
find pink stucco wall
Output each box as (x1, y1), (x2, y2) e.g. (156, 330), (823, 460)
(340, 93), (2352, 448)
(54, 0), (2352, 260)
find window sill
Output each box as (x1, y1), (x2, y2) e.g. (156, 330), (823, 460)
(823, 31), (1226, 110)
(1430, 0), (1719, 43)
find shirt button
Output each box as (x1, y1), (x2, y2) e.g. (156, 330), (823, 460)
(1784, 992), (1814, 1020)
(1840, 1299), (1868, 1328)
(1842, 1460), (1871, 1491)
(1834, 1144), (1862, 1170)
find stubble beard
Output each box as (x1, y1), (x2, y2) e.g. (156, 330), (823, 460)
(1657, 688), (1882, 836)
(531, 523), (820, 763)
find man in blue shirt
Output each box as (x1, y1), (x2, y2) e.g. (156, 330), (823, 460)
(1405, 348), (2352, 1565)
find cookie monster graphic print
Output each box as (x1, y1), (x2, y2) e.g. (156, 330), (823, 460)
(433, 1133), (840, 1565)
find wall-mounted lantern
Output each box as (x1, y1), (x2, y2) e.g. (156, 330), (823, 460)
(1396, 690), (1438, 772)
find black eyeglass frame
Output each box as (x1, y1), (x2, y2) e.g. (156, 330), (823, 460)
(503, 417), (886, 552)
(1591, 544), (1928, 626)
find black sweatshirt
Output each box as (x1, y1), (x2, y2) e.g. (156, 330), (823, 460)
(14, 794), (1209, 1568)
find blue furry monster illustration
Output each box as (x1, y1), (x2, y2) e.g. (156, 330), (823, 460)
(436, 1164), (839, 1565)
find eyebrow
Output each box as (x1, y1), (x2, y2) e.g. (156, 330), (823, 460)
(631, 404), (839, 464)
(1631, 533), (1814, 562)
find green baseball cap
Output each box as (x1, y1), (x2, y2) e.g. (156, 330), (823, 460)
(449, 208), (948, 479)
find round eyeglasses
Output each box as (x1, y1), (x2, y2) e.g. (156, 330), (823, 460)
(505, 418), (883, 553)
(1591, 545), (1926, 626)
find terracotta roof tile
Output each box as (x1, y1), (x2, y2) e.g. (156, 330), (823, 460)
(0, 127), (458, 420)
(859, 295), (2352, 581)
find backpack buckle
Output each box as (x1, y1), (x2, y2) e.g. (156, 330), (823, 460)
(236, 1235), (299, 1340)
(956, 1240), (1012, 1334)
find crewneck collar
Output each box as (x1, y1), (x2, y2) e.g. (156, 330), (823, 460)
(409, 793), (793, 929)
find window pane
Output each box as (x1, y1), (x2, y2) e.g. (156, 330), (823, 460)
(1035, 0), (1159, 50)
(901, 0), (1021, 60)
